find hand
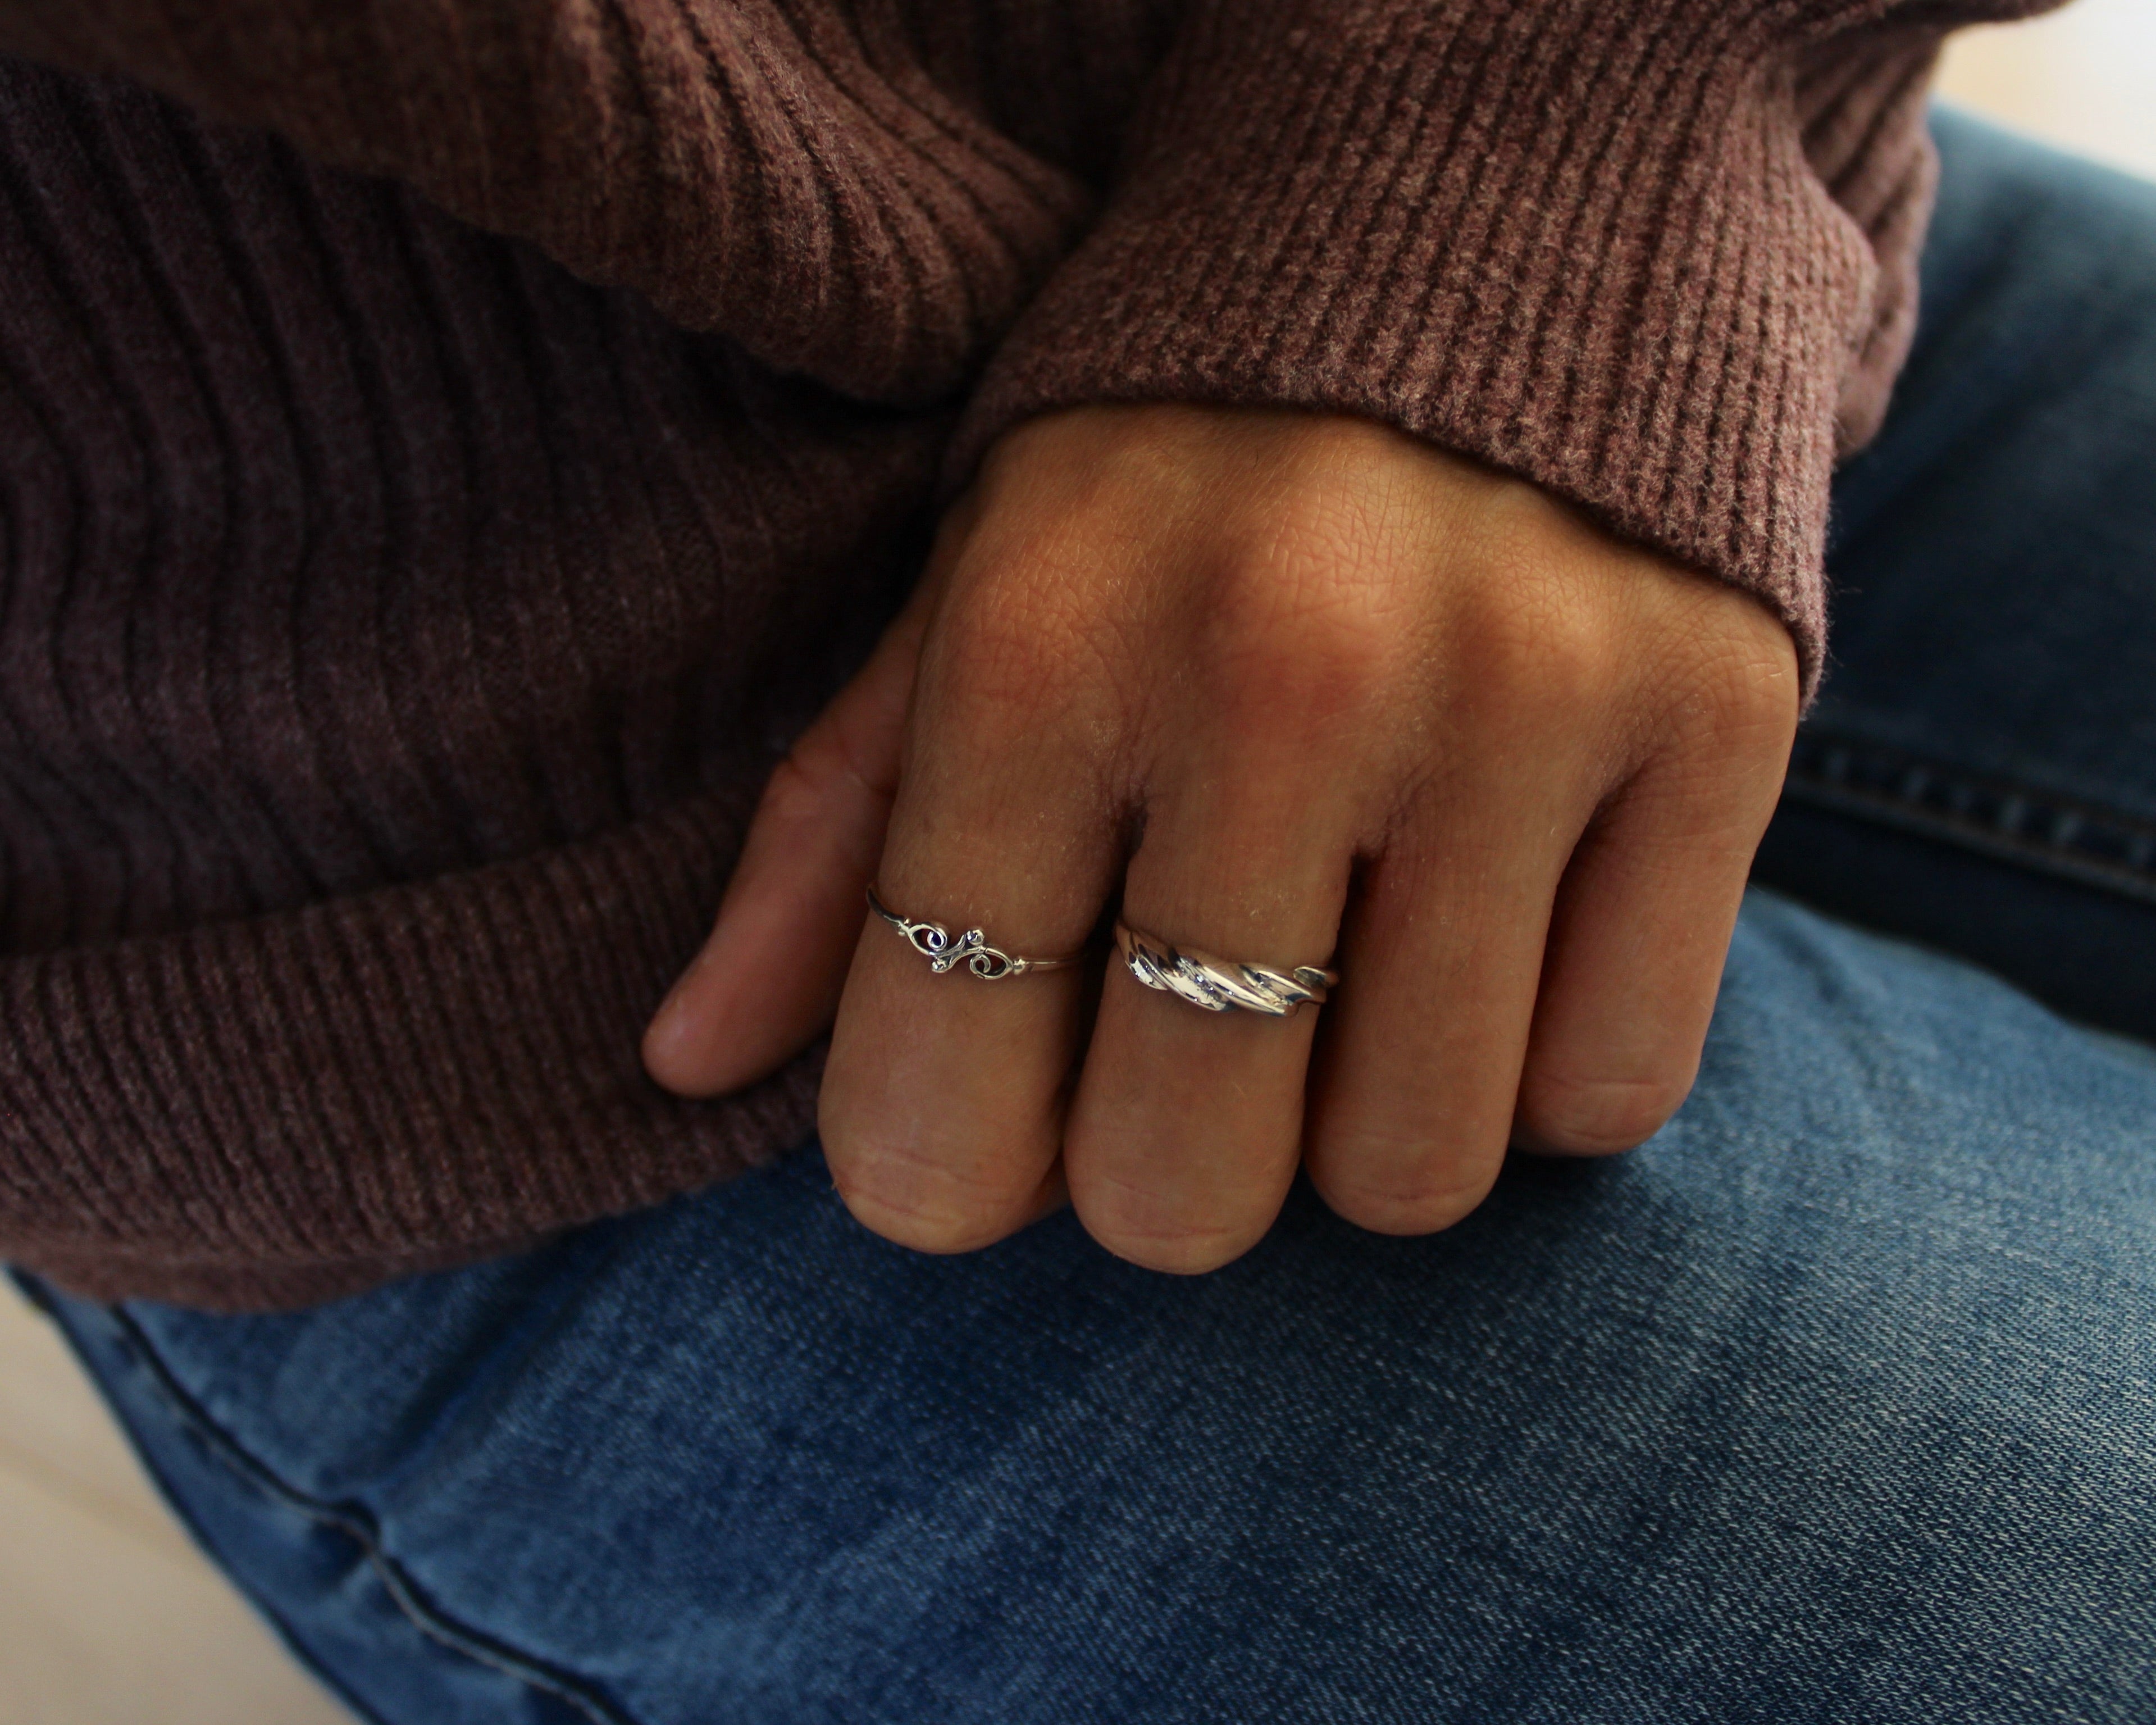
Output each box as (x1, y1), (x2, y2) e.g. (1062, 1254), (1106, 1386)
(644, 405), (1799, 1271)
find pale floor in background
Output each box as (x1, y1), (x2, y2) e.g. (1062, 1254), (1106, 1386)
(1, 7), (2150, 1724)
(1936, 0), (2156, 181)
(0, 1287), (353, 1725)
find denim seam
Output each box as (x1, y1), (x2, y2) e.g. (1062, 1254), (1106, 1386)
(1781, 728), (2156, 908)
(89, 1298), (649, 1725)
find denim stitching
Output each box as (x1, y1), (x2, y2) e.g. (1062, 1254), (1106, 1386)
(86, 1296), (645, 1725)
(1781, 729), (2156, 908)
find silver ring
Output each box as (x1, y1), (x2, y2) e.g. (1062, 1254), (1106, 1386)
(868, 885), (1084, 981)
(1115, 921), (1337, 1016)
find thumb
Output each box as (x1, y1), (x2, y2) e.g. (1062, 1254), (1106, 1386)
(642, 572), (937, 1098)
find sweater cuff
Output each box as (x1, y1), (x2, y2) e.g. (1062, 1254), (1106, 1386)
(948, 1), (1952, 701)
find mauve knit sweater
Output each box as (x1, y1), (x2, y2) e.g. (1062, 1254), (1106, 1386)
(0, 0), (2062, 1307)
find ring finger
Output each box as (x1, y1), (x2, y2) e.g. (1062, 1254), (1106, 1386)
(1064, 740), (1357, 1274)
(1302, 749), (1590, 1233)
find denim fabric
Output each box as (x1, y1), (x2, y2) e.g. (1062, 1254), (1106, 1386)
(17, 111), (2156, 1723)
(1754, 112), (2156, 1040)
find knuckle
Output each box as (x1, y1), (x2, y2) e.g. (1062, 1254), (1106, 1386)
(819, 1115), (1028, 1254)
(1517, 1069), (1693, 1157)
(1073, 1172), (1265, 1275)
(930, 556), (1117, 726)
(1519, 588), (1613, 695)
(1446, 566), (1620, 728)
(830, 1164), (1013, 1254)
(755, 748), (844, 826)
(1706, 636), (1802, 742)
(1309, 1138), (1501, 1236)
(1197, 554), (1409, 732)
(1658, 595), (1802, 749)
(1093, 1221), (1253, 1276)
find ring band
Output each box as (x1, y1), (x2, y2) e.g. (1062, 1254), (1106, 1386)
(867, 885), (1085, 980)
(1115, 921), (1338, 1017)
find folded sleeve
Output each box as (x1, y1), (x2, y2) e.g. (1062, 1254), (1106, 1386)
(947, 0), (2070, 699)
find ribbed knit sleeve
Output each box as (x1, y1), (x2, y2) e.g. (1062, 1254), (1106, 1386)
(0, 0), (1096, 402)
(949, 0), (2067, 698)
(0, 3), (2073, 1308)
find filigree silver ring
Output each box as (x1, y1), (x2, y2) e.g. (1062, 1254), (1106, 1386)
(867, 885), (1084, 981)
(1115, 921), (1337, 1017)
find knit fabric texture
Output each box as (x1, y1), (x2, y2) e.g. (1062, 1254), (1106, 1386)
(0, 0), (2063, 1307)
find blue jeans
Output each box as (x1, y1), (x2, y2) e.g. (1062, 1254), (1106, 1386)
(18, 112), (2156, 1724)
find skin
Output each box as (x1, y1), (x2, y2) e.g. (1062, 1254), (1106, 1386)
(642, 404), (1800, 1273)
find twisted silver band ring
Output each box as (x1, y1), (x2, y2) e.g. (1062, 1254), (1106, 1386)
(1115, 921), (1338, 1016)
(867, 885), (1086, 981)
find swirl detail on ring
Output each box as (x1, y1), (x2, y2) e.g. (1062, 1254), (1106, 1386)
(1115, 922), (1337, 1017)
(867, 886), (1082, 980)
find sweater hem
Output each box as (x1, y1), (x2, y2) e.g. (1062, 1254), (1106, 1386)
(0, 789), (821, 1310)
